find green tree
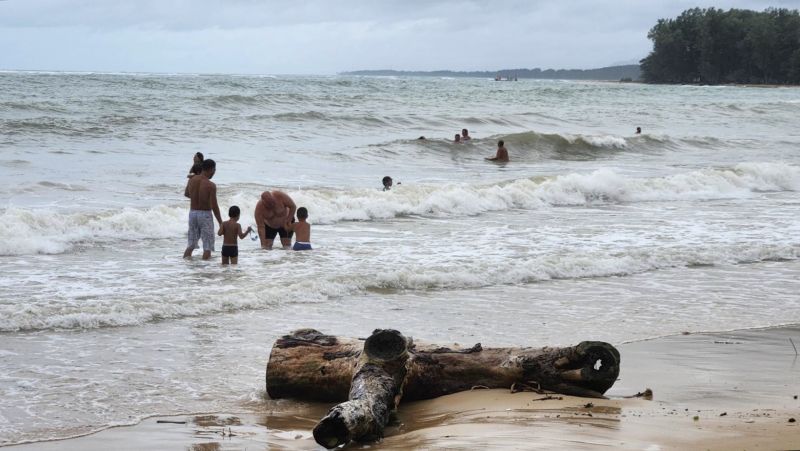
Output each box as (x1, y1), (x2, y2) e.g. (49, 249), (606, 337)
(641, 7), (800, 85)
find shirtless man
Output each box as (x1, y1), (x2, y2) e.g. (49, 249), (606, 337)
(486, 140), (509, 162)
(461, 128), (472, 141)
(254, 190), (297, 250)
(183, 159), (223, 260)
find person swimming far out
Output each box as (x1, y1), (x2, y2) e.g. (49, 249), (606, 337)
(635, 127), (642, 135)
(453, 134), (461, 143)
(485, 140), (509, 162)
(382, 176), (400, 191)
(461, 129), (472, 141)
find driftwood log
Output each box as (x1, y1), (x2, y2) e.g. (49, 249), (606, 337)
(312, 329), (409, 448)
(266, 329), (620, 448)
(266, 328), (620, 401)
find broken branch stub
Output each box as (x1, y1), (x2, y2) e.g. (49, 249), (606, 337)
(312, 329), (410, 449)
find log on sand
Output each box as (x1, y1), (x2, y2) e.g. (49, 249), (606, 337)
(266, 329), (620, 448)
(311, 329), (409, 448)
(266, 328), (621, 402)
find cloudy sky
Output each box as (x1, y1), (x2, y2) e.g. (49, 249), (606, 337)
(0, 0), (794, 74)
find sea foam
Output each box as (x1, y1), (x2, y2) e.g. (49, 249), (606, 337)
(1, 162), (797, 256)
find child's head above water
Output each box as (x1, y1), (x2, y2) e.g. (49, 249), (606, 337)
(297, 207), (308, 220)
(228, 205), (240, 219)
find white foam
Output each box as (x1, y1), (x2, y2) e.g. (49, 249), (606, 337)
(0, 241), (796, 332)
(297, 162), (799, 222)
(576, 134), (628, 149)
(0, 205), (186, 256)
(2, 162), (797, 256)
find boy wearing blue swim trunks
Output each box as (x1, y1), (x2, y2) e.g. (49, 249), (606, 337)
(285, 207), (312, 251)
(218, 206), (253, 265)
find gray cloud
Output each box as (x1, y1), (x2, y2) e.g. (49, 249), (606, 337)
(0, 0), (795, 74)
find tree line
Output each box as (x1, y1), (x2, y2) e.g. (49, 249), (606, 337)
(641, 7), (800, 85)
(340, 65), (642, 81)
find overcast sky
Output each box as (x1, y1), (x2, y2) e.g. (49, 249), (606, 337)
(0, 0), (795, 74)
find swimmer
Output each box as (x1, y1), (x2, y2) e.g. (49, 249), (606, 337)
(485, 140), (509, 162)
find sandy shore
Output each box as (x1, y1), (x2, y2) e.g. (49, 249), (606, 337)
(7, 326), (799, 450)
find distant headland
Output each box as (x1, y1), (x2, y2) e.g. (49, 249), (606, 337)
(340, 64), (642, 81)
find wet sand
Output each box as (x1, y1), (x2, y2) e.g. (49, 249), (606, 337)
(8, 326), (799, 450)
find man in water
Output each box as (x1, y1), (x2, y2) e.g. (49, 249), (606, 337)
(254, 190), (297, 250)
(183, 159), (223, 260)
(454, 134), (461, 143)
(635, 127), (642, 134)
(461, 129), (472, 141)
(382, 176), (393, 191)
(485, 140), (509, 162)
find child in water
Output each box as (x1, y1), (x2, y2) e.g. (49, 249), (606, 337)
(285, 207), (312, 251)
(218, 206), (253, 264)
(187, 152), (203, 178)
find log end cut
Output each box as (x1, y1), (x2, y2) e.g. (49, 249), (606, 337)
(538, 341), (620, 397)
(313, 409), (350, 449)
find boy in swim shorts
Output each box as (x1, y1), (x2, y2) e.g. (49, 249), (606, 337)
(284, 207), (312, 251)
(217, 206), (253, 264)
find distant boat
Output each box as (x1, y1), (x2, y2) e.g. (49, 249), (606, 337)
(494, 73), (518, 81)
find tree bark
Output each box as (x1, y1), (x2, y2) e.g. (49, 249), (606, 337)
(312, 329), (409, 449)
(267, 329), (620, 402)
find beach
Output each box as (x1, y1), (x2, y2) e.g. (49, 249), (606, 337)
(1, 72), (800, 449)
(7, 326), (797, 450)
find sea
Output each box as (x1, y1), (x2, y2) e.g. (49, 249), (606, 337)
(0, 72), (799, 446)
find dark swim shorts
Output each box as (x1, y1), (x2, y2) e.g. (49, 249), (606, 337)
(221, 245), (238, 258)
(292, 242), (312, 251)
(264, 218), (295, 240)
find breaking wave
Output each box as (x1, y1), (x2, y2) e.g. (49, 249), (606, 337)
(1, 241), (796, 332)
(1, 162), (796, 256)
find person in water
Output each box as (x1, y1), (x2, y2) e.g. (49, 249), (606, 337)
(461, 129), (472, 141)
(284, 207), (312, 251)
(218, 205), (253, 265)
(486, 140), (509, 162)
(635, 127), (642, 134)
(183, 159), (223, 260)
(188, 152), (204, 178)
(454, 134), (461, 143)
(254, 190), (297, 250)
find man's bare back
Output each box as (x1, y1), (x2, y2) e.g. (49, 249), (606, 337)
(486, 140), (510, 162)
(494, 146), (509, 162)
(183, 160), (222, 260)
(185, 175), (218, 211)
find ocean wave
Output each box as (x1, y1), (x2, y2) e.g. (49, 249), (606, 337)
(0, 205), (186, 256)
(1, 241), (796, 332)
(291, 162), (799, 223)
(398, 130), (701, 161)
(0, 101), (69, 114)
(0, 159), (31, 168)
(0, 117), (107, 137)
(2, 162), (796, 256)
(496, 130), (692, 159)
